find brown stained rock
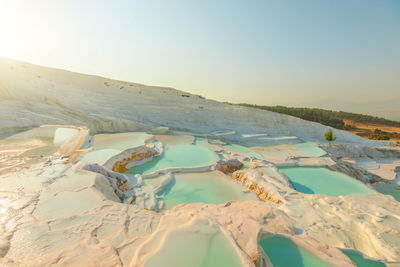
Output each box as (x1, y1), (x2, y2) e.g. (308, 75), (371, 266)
(232, 170), (282, 204)
(65, 150), (86, 164)
(112, 150), (157, 173)
(217, 159), (243, 174)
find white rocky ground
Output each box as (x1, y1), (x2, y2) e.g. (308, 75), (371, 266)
(1, 57), (400, 266)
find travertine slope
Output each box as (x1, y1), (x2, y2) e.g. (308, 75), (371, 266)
(0, 56), (380, 145)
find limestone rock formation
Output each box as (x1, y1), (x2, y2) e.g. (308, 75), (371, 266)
(217, 159), (244, 174)
(232, 169), (287, 204)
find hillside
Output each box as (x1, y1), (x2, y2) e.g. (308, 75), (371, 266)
(239, 104), (400, 143)
(0, 57), (378, 146)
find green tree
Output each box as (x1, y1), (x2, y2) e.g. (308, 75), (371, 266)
(325, 128), (336, 145)
(368, 128), (389, 140)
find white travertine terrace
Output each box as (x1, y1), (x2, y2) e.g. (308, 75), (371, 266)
(0, 57), (400, 266)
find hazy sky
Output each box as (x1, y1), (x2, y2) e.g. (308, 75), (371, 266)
(0, 0), (399, 119)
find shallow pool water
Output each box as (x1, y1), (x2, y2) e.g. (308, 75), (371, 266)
(144, 227), (243, 267)
(131, 145), (218, 174)
(341, 249), (386, 267)
(160, 172), (258, 209)
(373, 183), (400, 202)
(292, 142), (326, 157)
(260, 235), (331, 267)
(153, 134), (194, 146)
(279, 167), (371, 196)
(34, 190), (101, 221)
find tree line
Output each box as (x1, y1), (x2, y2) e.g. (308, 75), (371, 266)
(238, 104), (400, 130)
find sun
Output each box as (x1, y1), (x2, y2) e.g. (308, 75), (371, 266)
(0, 0), (31, 59)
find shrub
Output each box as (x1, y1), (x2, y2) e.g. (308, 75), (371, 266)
(325, 128), (336, 145)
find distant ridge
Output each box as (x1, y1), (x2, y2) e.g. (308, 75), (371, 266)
(239, 104), (400, 142)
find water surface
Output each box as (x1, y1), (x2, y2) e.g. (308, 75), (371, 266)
(144, 228), (243, 267)
(341, 249), (386, 267)
(131, 145), (217, 174)
(373, 183), (400, 202)
(160, 172), (258, 209)
(279, 167), (371, 196)
(259, 235), (331, 267)
(34, 190), (100, 221)
(292, 142), (326, 157)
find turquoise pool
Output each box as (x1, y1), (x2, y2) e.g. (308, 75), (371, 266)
(259, 235), (331, 267)
(144, 228), (243, 267)
(279, 167), (371, 196)
(160, 172), (258, 209)
(292, 142), (326, 157)
(131, 145), (218, 174)
(341, 249), (386, 267)
(373, 183), (400, 202)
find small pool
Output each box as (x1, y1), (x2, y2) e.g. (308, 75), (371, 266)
(279, 167), (371, 196)
(160, 172), (258, 209)
(373, 183), (400, 202)
(144, 227), (243, 267)
(259, 235), (331, 267)
(131, 145), (217, 175)
(292, 142), (326, 157)
(34, 190), (101, 221)
(341, 249), (386, 267)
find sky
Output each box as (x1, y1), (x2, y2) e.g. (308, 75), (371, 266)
(0, 0), (399, 120)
